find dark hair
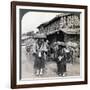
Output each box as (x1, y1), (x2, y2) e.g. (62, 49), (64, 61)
(59, 45), (66, 48)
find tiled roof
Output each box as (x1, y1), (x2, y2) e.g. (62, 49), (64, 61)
(46, 28), (80, 35)
(37, 13), (71, 28)
(60, 28), (80, 34)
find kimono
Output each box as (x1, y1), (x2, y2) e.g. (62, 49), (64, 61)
(33, 42), (45, 70)
(55, 48), (66, 76)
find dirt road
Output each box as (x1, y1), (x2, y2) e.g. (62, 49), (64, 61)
(21, 46), (80, 79)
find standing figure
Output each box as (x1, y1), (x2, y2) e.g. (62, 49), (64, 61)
(56, 45), (67, 76)
(33, 39), (46, 76)
(25, 45), (30, 55)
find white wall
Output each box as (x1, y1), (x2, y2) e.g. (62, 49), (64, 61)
(0, 0), (89, 90)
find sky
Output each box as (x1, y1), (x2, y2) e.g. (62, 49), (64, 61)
(22, 11), (61, 34)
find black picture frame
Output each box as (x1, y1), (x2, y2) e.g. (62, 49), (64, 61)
(11, 1), (88, 89)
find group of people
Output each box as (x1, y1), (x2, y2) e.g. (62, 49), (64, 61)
(31, 38), (73, 77)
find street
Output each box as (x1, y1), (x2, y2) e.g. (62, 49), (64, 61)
(21, 46), (80, 79)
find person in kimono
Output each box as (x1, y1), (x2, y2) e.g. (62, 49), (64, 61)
(33, 39), (46, 76)
(55, 45), (67, 76)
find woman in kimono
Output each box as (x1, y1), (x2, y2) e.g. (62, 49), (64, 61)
(56, 45), (67, 76)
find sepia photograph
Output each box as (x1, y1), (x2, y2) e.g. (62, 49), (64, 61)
(21, 11), (80, 79)
(11, 1), (87, 89)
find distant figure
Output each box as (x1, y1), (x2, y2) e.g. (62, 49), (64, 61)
(64, 46), (73, 64)
(68, 47), (74, 64)
(25, 45), (30, 55)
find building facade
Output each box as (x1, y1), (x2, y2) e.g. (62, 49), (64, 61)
(37, 13), (80, 44)
(37, 13), (80, 63)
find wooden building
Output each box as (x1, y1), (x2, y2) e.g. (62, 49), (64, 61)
(37, 13), (80, 45)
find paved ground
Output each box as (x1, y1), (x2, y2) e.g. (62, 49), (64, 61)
(21, 46), (80, 79)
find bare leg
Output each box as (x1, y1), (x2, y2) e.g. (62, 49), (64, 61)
(35, 69), (39, 76)
(40, 68), (43, 75)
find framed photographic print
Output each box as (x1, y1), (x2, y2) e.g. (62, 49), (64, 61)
(11, 1), (88, 89)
